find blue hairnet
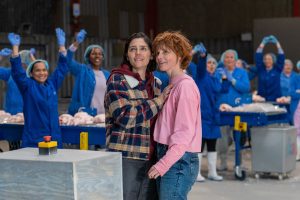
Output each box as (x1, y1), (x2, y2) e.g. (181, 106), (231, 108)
(84, 44), (104, 64)
(264, 53), (277, 64)
(207, 54), (217, 64)
(220, 49), (239, 63)
(297, 60), (300, 70)
(284, 59), (293, 68)
(26, 59), (49, 78)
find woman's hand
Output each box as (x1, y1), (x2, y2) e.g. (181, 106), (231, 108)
(55, 28), (66, 46)
(8, 33), (20, 56)
(0, 48), (12, 57)
(76, 29), (87, 44)
(8, 33), (21, 46)
(148, 166), (160, 179)
(159, 84), (173, 102)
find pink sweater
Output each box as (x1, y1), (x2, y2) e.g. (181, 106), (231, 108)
(153, 73), (202, 176)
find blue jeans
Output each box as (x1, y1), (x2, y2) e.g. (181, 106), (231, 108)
(156, 143), (199, 200)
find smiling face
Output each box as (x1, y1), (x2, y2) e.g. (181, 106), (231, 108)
(89, 48), (103, 69)
(127, 38), (152, 72)
(156, 45), (180, 74)
(283, 60), (293, 75)
(263, 54), (274, 70)
(30, 62), (48, 84)
(223, 51), (236, 71)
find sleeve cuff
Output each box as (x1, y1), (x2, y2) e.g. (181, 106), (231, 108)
(278, 48), (284, 54)
(11, 54), (19, 58)
(256, 47), (263, 53)
(68, 44), (78, 52)
(231, 78), (236, 85)
(154, 161), (169, 177)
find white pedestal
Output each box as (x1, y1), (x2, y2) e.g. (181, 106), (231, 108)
(0, 148), (123, 200)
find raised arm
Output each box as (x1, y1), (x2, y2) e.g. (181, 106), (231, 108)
(8, 33), (30, 92)
(272, 36), (285, 72)
(0, 48), (13, 81)
(55, 28), (67, 55)
(48, 53), (69, 91)
(255, 36), (269, 73)
(65, 29), (87, 75)
(187, 43), (207, 79)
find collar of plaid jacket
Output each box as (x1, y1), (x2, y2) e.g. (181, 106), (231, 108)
(110, 64), (155, 99)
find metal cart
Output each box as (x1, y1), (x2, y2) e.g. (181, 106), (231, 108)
(251, 125), (297, 180)
(219, 111), (289, 180)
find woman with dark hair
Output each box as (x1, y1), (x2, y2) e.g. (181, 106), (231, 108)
(55, 28), (110, 116)
(104, 32), (172, 200)
(7, 32), (68, 148)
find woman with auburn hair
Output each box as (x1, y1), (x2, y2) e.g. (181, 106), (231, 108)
(148, 31), (201, 200)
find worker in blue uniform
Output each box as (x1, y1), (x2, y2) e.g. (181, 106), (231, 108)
(187, 43), (230, 182)
(280, 59), (296, 97)
(279, 59), (296, 124)
(255, 35), (285, 101)
(55, 28), (110, 116)
(217, 50), (251, 107)
(289, 61), (300, 125)
(216, 49), (251, 171)
(7, 32), (69, 148)
(0, 48), (35, 114)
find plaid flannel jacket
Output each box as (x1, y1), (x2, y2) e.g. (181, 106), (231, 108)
(105, 73), (163, 160)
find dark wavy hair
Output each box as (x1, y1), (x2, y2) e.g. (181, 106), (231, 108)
(121, 32), (156, 72)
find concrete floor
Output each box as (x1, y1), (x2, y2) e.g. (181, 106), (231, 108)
(189, 149), (300, 200)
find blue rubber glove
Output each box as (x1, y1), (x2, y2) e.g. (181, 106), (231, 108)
(224, 69), (234, 82)
(0, 48), (12, 56)
(261, 36), (269, 45)
(29, 48), (36, 55)
(76, 29), (87, 44)
(296, 61), (300, 70)
(215, 68), (225, 77)
(198, 43), (206, 55)
(268, 35), (278, 44)
(55, 28), (65, 46)
(8, 33), (21, 46)
(193, 44), (201, 53)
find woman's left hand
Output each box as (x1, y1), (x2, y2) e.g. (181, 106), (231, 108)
(148, 166), (160, 179)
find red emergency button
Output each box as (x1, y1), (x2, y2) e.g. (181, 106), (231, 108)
(44, 136), (52, 142)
